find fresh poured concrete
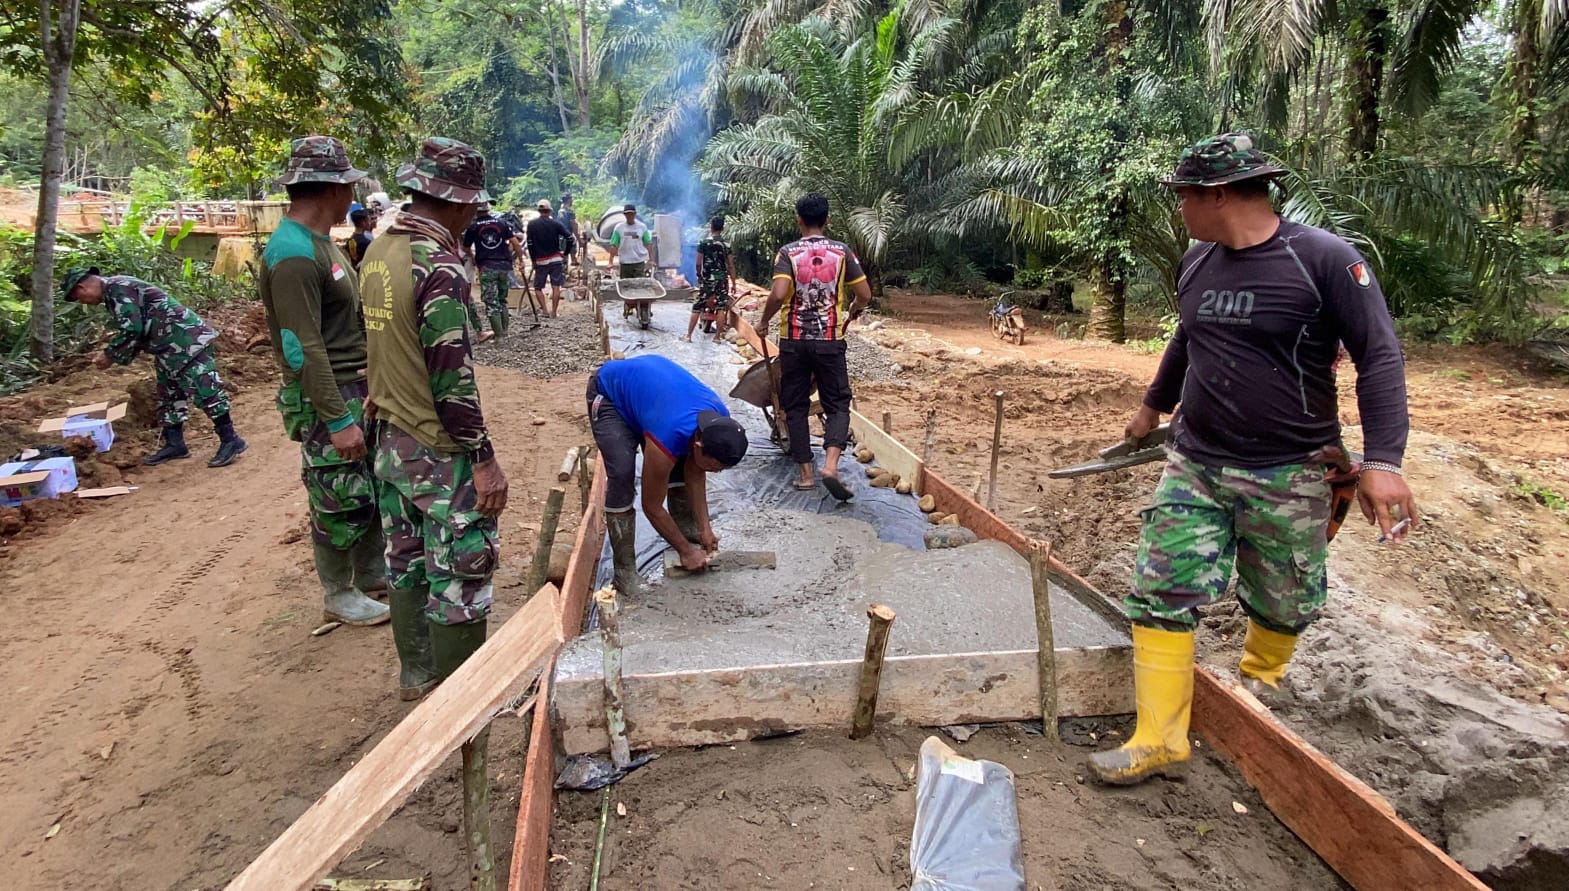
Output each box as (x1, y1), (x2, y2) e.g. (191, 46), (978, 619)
(554, 300), (1132, 754)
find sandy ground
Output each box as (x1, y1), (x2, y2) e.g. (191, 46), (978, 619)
(3, 283), (1568, 888)
(548, 725), (1344, 891)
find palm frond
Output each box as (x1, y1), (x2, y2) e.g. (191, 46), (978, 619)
(1388, 0), (1482, 119)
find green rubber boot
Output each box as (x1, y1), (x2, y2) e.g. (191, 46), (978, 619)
(666, 486), (702, 544)
(350, 529), (389, 599)
(389, 587), (439, 700)
(606, 510), (641, 597)
(431, 618), (489, 680)
(489, 312), (507, 338)
(315, 541), (390, 626)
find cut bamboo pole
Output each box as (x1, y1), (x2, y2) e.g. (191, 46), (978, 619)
(1028, 541), (1059, 742)
(881, 410), (892, 433)
(987, 390), (1005, 511)
(558, 448), (580, 482)
(922, 408), (937, 464)
(594, 587), (632, 769)
(461, 729), (495, 891)
(849, 604), (897, 740)
(525, 488), (566, 599)
(578, 444), (596, 515)
(600, 320), (610, 356)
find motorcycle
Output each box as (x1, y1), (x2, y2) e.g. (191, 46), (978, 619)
(990, 293), (1027, 346)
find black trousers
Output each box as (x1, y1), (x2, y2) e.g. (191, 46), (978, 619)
(778, 338), (851, 465)
(587, 371), (682, 511)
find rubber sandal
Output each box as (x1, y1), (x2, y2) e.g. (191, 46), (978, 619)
(792, 480), (818, 491)
(822, 476), (853, 502)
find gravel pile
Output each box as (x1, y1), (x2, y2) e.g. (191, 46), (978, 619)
(845, 334), (903, 382)
(476, 309), (603, 379)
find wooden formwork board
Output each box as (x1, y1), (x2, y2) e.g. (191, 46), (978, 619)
(552, 645), (1131, 755)
(225, 586), (564, 891)
(848, 408), (924, 495)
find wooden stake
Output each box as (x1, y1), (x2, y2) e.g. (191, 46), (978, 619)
(922, 408), (937, 464)
(1028, 541), (1059, 742)
(849, 604), (897, 740)
(987, 390), (1005, 511)
(594, 587), (632, 769)
(881, 410), (892, 433)
(578, 445), (596, 515)
(525, 488), (566, 599)
(557, 448), (580, 482)
(461, 729), (495, 891)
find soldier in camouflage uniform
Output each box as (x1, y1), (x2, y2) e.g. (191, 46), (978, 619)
(63, 268), (247, 467)
(259, 136), (390, 629)
(360, 137), (508, 699)
(1088, 134), (1420, 786)
(684, 216), (736, 343)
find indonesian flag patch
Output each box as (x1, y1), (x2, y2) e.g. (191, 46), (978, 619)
(1346, 260), (1372, 288)
(331, 263), (347, 281)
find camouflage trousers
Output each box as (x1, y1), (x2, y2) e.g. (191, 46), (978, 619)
(374, 422), (498, 625)
(1126, 449), (1330, 635)
(479, 269), (511, 315)
(276, 378), (380, 550)
(156, 348), (230, 428)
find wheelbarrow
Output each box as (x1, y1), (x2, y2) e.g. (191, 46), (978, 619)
(729, 353), (789, 449)
(615, 276), (666, 329)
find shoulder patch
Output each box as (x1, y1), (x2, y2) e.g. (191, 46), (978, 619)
(1346, 261), (1372, 289)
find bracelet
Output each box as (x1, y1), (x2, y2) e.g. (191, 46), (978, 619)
(1362, 460), (1402, 476)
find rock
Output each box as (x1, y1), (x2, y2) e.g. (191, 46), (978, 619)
(924, 526), (978, 549)
(532, 417), (547, 426)
(870, 474), (896, 488)
(895, 480), (912, 495)
(963, 347), (983, 356)
(610, 350), (626, 360)
(928, 511), (946, 526)
(918, 494), (937, 513)
(867, 465), (887, 479)
(855, 448), (874, 463)
(938, 514), (961, 525)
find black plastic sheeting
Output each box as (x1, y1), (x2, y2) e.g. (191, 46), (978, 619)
(592, 424), (932, 593)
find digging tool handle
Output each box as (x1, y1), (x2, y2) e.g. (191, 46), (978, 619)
(987, 390), (1004, 511)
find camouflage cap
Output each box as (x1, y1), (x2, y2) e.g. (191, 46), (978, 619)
(274, 136), (368, 187)
(60, 266), (99, 301)
(396, 137), (491, 205)
(1160, 133), (1284, 188)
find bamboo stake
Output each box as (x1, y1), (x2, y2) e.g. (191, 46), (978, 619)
(578, 444), (596, 515)
(922, 408), (937, 464)
(461, 728), (495, 891)
(849, 604), (897, 740)
(594, 587), (632, 769)
(599, 319), (610, 357)
(987, 390), (1005, 511)
(881, 410), (892, 433)
(557, 447), (580, 482)
(1028, 541), (1059, 742)
(525, 488), (566, 599)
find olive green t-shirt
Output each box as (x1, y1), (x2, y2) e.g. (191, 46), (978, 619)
(259, 217), (368, 429)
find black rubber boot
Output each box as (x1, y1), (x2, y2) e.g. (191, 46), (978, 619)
(389, 587), (439, 700)
(666, 487), (703, 544)
(606, 510), (641, 597)
(144, 426), (190, 466)
(431, 619), (488, 680)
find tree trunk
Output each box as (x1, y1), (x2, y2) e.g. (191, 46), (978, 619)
(1504, 0), (1540, 229)
(1086, 255), (1127, 342)
(1344, 1), (1390, 160)
(30, 0), (82, 364)
(575, 0), (592, 129)
(860, 256), (885, 307)
(541, 10), (572, 132)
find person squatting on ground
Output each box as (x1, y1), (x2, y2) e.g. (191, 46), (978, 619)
(759, 193), (872, 502)
(259, 136), (390, 629)
(461, 201), (520, 338)
(608, 203), (654, 279)
(525, 198), (578, 318)
(360, 137), (509, 700)
(588, 354), (749, 594)
(685, 216), (737, 343)
(63, 268), (247, 468)
(1088, 133), (1420, 786)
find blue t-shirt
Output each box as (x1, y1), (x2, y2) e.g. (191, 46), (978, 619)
(596, 355), (728, 460)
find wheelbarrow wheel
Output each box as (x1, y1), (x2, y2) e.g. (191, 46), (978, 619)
(637, 302), (652, 329)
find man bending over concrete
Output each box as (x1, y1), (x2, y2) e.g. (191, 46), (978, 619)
(588, 354), (749, 593)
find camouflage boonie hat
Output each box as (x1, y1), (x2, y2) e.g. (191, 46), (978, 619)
(61, 266), (99, 301)
(274, 136), (367, 187)
(396, 137), (491, 205)
(1160, 132), (1284, 187)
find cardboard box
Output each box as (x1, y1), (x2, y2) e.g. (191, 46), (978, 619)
(37, 402), (128, 452)
(0, 457), (79, 506)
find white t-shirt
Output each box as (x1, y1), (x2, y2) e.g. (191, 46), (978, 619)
(611, 220), (652, 265)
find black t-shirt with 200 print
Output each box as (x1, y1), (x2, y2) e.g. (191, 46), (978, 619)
(1143, 219), (1409, 468)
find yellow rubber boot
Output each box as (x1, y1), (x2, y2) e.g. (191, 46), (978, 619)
(1087, 625), (1195, 785)
(1238, 620), (1298, 697)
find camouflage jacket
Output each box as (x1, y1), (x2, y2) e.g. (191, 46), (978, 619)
(385, 212), (493, 462)
(101, 276), (218, 372)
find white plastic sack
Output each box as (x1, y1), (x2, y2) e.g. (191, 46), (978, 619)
(910, 735), (1026, 891)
